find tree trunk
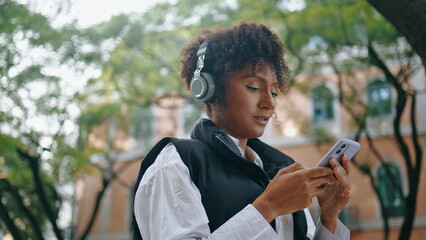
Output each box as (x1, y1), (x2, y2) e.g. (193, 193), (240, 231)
(368, 42), (423, 240)
(397, 92), (423, 240)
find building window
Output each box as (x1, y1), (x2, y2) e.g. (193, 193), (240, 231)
(377, 162), (405, 217)
(130, 105), (153, 141)
(311, 84), (334, 122)
(367, 80), (392, 117)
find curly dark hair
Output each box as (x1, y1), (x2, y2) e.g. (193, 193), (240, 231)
(180, 21), (289, 115)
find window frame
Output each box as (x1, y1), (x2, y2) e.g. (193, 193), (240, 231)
(377, 162), (405, 218)
(311, 83), (335, 122)
(367, 80), (392, 117)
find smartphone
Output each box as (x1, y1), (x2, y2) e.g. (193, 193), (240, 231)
(316, 138), (360, 167)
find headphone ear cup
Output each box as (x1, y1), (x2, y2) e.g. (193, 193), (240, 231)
(190, 72), (215, 103)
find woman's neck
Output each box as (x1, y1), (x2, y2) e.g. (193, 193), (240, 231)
(210, 111), (248, 152)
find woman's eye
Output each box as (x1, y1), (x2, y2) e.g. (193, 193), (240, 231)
(271, 91), (278, 97)
(243, 83), (259, 91)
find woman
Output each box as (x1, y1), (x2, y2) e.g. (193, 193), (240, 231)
(133, 22), (351, 240)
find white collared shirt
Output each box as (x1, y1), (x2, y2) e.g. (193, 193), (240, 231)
(134, 138), (350, 240)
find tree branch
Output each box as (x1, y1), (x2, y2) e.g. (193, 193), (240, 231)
(0, 188), (23, 240)
(367, 43), (413, 173)
(409, 92), (423, 176)
(78, 160), (134, 240)
(367, 42), (403, 91)
(0, 179), (45, 240)
(17, 149), (63, 240)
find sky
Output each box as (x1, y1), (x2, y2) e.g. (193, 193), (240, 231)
(68, 0), (160, 27)
(32, 0), (161, 27)
(32, 0), (302, 27)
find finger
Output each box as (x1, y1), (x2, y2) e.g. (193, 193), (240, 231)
(330, 158), (348, 177)
(329, 157), (342, 169)
(329, 158), (349, 177)
(340, 190), (351, 198)
(305, 166), (334, 178)
(341, 154), (351, 175)
(291, 162), (306, 171)
(327, 158), (349, 193)
(309, 186), (327, 198)
(309, 175), (336, 188)
(278, 163), (305, 174)
(331, 161), (350, 193)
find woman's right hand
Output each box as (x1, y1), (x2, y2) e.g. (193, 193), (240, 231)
(252, 163), (335, 222)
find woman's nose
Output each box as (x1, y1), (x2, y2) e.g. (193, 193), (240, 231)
(259, 90), (276, 109)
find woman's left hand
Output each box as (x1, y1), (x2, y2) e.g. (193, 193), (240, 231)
(317, 154), (351, 233)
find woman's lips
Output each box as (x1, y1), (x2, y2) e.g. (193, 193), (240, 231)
(253, 116), (270, 126)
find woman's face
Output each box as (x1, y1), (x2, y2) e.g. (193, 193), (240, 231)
(211, 61), (278, 142)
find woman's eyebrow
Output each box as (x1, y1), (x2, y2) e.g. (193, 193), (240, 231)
(242, 74), (264, 80)
(242, 74), (279, 86)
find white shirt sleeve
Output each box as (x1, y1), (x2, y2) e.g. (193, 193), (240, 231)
(313, 218), (350, 240)
(134, 143), (350, 240)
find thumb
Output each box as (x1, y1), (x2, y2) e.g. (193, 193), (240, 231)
(279, 163), (305, 174)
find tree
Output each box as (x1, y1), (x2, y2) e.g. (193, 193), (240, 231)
(366, 0), (426, 70)
(74, 6), (196, 239)
(71, 0), (424, 239)
(249, 1), (423, 239)
(200, 0), (423, 239)
(296, 2), (421, 239)
(0, 0), (99, 239)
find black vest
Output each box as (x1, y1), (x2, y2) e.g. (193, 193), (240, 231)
(132, 119), (309, 239)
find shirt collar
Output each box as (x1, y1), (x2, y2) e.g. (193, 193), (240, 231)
(227, 135), (264, 169)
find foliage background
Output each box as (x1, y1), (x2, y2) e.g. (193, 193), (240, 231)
(0, 0), (424, 239)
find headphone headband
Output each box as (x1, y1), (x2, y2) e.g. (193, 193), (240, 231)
(197, 41), (209, 56)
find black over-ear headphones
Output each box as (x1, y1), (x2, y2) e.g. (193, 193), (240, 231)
(190, 41), (215, 103)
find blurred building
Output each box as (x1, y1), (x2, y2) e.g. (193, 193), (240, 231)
(73, 66), (426, 240)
